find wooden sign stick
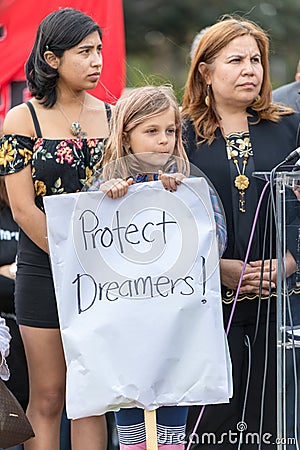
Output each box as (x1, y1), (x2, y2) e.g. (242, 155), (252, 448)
(144, 409), (158, 450)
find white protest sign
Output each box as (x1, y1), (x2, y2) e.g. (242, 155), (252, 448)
(44, 177), (232, 419)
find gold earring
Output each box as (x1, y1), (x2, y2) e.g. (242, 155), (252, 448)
(254, 94), (261, 103)
(205, 85), (211, 107)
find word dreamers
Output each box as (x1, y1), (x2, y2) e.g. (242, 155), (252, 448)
(79, 209), (177, 254)
(73, 273), (196, 312)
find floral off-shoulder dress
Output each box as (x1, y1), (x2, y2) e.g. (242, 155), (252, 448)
(0, 134), (105, 210)
(0, 102), (111, 328)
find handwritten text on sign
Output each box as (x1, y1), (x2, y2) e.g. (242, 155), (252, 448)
(44, 178), (232, 419)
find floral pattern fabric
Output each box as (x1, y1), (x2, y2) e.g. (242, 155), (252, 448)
(0, 134), (105, 206)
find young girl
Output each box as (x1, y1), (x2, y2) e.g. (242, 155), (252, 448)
(85, 85), (227, 450)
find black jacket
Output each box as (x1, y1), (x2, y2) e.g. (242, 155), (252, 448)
(183, 110), (300, 300)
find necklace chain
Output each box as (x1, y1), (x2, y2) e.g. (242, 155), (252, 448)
(226, 134), (252, 213)
(57, 95), (87, 138)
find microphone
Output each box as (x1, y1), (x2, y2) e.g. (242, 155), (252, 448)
(284, 147), (300, 163)
(293, 159), (300, 171)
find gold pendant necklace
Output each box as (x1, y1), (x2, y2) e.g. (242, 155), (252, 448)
(226, 135), (252, 213)
(57, 95), (87, 138)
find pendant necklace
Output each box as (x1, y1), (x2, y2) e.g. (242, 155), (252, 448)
(57, 95), (87, 138)
(225, 134), (252, 213)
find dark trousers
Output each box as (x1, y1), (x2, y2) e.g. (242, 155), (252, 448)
(186, 299), (276, 450)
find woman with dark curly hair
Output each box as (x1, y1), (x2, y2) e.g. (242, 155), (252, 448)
(0, 8), (111, 449)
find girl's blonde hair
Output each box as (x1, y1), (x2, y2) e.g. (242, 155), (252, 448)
(182, 15), (293, 144)
(101, 85), (189, 180)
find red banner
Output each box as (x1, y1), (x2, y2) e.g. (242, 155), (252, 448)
(0, 0), (125, 128)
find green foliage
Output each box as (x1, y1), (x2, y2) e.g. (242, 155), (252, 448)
(123, 0), (300, 98)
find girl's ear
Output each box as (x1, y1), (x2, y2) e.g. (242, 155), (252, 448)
(122, 132), (130, 148)
(198, 62), (211, 84)
(44, 51), (59, 70)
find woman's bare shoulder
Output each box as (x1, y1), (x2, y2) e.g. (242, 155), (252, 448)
(87, 94), (114, 110)
(3, 102), (34, 136)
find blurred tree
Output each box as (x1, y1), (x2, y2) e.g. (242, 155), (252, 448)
(123, 0), (300, 99)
